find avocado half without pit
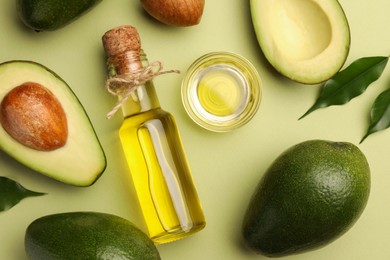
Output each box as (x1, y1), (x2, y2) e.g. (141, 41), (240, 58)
(250, 0), (350, 84)
(0, 61), (106, 186)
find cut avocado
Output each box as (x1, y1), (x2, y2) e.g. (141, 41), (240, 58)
(25, 212), (161, 259)
(0, 60), (106, 186)
(17, 0), (102, 31)
(250, 0), (350, 84)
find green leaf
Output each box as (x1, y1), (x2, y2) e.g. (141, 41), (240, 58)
(361, 88), (390, 143)
(300, 56), (389, 119)
(0, 176), (46, 212)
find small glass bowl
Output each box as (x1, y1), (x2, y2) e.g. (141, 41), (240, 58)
(181, 52), (262, 132)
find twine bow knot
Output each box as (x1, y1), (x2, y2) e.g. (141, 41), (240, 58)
(105, 61), (180, 119)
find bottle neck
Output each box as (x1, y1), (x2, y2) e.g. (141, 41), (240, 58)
(108, 50), (161, 118)
(121, 80), (160, 117)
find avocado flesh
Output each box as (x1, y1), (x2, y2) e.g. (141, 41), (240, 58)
(25, 212), (161, 260)
(0, 61), (106, 186)
(250, 0), (350, 84)
(17, 0), (102, 31)
(242, 140), (370, 257)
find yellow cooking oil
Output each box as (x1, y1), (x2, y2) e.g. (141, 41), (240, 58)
(197, 68), (246, 117)
(119, 107), (206, 244)
(181, 52), (262, 132)
(102, 26), (205, 245)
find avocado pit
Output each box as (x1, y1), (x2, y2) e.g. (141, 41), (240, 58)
(0, 82), (68, 151)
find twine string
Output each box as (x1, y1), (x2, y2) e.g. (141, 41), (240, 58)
(105, 60), (180, 119)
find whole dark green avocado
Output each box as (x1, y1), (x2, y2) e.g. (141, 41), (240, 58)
(17, 0), (102, 31)
(242, 140), (370, 257)
(25, 212), (161, 260)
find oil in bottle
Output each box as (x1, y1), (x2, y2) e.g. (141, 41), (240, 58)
(102, 25), (205, 244)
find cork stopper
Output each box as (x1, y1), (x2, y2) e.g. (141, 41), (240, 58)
(102, 25), (143, 75)
(102, 25), (141, 57)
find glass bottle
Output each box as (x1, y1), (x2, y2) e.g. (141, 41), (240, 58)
(102, 25), (206, 244)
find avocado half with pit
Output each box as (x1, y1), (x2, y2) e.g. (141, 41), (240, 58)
(250, 0), (350, 84)
(0, 61), (106, 186)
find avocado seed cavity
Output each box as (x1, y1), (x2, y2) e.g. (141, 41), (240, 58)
(270, 0), (332, 61)
(0, 82), (68, 151)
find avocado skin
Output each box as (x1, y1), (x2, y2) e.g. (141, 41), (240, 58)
(17, 0), (102, 31)
(242, 140), (370, 257)
(25, 212), (161, 260)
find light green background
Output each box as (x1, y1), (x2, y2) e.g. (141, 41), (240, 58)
(1, 0), (389, 259)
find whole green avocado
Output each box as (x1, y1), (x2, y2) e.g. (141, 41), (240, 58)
(242, 140), (370, 257)
(25, 212), (161, 260)
(17, 0), (102, 31)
